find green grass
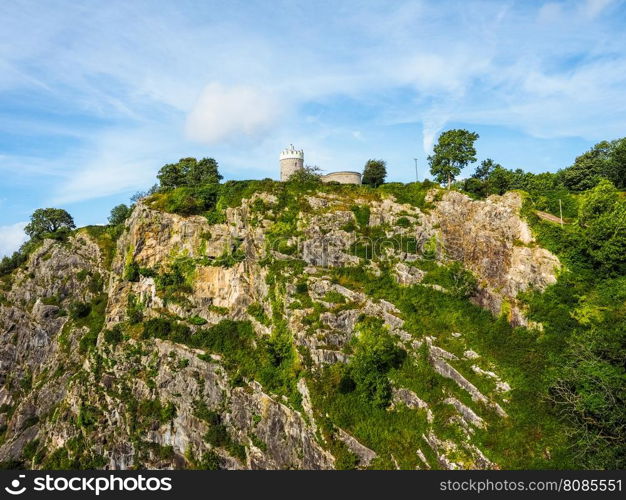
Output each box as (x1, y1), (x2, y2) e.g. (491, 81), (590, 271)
(314, 263), (578, 469)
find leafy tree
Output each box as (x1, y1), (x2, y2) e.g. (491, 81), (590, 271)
(486, 165), (515, 195)
(559, 138), (626, 191)
(108, 204), (132, 225)
(472, 158), (501, 180)
(428, 129), (479, 187)
(578, 179), (619, 227)
(347, 319), (406, 408)
(157, 157), (222, 190)
(287, 165), (322, 185)
(606, 138), (626, 189)
(25, 208), (75, 240)
(362, 159), (387, 187)
(577, 180), (626, 274)
(187, 157), (222, 186)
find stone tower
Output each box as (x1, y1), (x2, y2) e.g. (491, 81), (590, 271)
(280, 144), (304, 181)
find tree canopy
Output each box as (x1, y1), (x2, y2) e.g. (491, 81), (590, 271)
(25, 208), (75, 240)
(559, 138), (626, 191)
(428, 129), (479, 187)
(157, 157), (222, 190)
(108, 204), (132, 226)
(362, 159), (387, 187)
(472, 158), (501, 181)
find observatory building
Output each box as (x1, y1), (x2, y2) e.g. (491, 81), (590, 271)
(279, 145), (362, 185)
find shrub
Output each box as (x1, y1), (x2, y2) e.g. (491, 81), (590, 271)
(70, 302), (91, 320)
(103, 325), (123, 345)
(351, 205), (370, 227)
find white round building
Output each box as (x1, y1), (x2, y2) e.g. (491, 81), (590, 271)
(279, 145), (361, 184)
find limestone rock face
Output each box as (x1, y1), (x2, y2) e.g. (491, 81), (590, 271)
(0, 185), (559, 470)
(424, 190), (560, 325)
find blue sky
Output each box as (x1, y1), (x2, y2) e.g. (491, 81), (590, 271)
(1, 0), (626, 256)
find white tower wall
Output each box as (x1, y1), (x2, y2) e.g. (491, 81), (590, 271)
(280, 145), (304, 181)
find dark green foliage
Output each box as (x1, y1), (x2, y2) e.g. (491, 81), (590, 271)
(142, 318), (192, 343)
(395, 216), (411, 228)
(22, 439), (40, 462)
(103, 325), (123, 344)
(157, 157), (222, 190)
(124, 261), (140, 282)
(193, 401), (242, 461)
(473, 158), (501, 180)
(154, 257), (195, 302)
(322, 290), (346, 304)
(423, 261), (477, 298)
(126, 294), (144, 324)
(286, 165), (323, 185)
(428, 129), (479, 187)
(198, 450), (220, 470)
(520, 188), (626, 468)
(188, 315), (208, 326)
(70, 301), (91, 320)
(152, 157), (222, 215)
(0, 249), (28, 277)
(378, 181), (436, 209)
(362, 159), (387, 187)
(559, 138), (626, 191)
(153, 185), (220, 216)
(40, 436), (107, 470)
(77, 403), (101, 428)
(247, 303), (270, 326)
(108, 204), (132, 225)
(143, 318), (300, 405)
(350, 205), (370, 227)
(346, 319), (406, 408)
(76, 294), (108, 354)
(25, 208), (75, 240)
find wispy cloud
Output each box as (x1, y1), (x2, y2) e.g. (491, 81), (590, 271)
(186, 83), (285, 144)
(0, 222), (27, 258)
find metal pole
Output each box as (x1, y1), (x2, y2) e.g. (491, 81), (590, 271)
(559, 199), (563, 227)
(414, 158), (418, 182)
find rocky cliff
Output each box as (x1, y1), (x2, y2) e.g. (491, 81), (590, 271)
(0, 185), (561, 470)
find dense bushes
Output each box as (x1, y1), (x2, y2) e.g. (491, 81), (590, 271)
(523, 197), (626, 468)
(341, 319), (406, 408)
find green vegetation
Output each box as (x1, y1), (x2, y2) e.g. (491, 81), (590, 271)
(308, 262), (578, 469)
(429, 129), (479, 188)
(25, 208), (75, 240)
(362, 159), (387, 187)
(76, 294), (108, 354)
(559, 138), (626, 191)
(157, 157), (222, 189)
(141, 318), (301, 407)
(340, 318), (406, 408)
(108, 204), (132, 225)
(516, 181), (626, 468)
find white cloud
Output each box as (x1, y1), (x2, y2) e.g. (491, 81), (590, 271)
(581, 0), (615, 18)
(0, 222), (27, 258)
(185, 83), (284, 144)
(538, 2), (563, 23)
(51, 127), (177, 204)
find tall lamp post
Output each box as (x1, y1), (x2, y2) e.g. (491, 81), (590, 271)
(414, 158), (419, 182)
